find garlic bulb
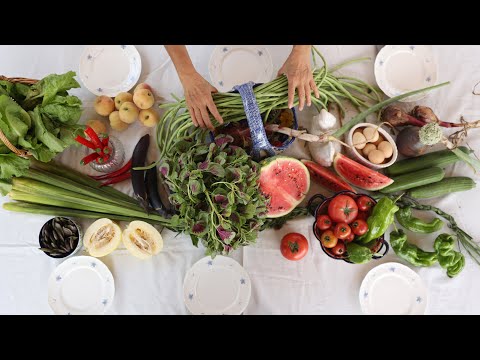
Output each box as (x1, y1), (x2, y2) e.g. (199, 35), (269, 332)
(307, 109), (340, 167)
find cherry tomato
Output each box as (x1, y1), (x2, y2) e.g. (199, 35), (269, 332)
(356, 196), (374, 212)
(333, 222), (351, 240)
(356, 211), (369, 222)
(320, 230), (338, 248)
(331, 241), (346, 256)
(344, 232), (355, 243)
(351, 219), (368, 236)
(328, 194), (358, 224)
(280, 233), (309, 261)
(316, 214), (332, 231)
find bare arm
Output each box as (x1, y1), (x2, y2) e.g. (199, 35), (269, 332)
(164, 45), (223, 130)
(278, 45), (319, 111)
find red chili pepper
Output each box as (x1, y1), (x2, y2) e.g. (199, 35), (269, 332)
(90, 159), (132, 180)
(102, 146), (112, 155)
(102, 136), (109, 147)
(75, 135), (100, 152)
(81, 152), (100, 165)
(101, 153), (110, 163)
(96, 156), (105, 164)
(100, 171), (132, 187)
(85, 126), (103, 151)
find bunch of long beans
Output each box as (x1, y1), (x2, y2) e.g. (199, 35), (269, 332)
(2, 160), (183, 229)
(154, 48), (383, 162)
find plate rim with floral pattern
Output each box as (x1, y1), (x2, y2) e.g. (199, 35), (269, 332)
(359, 262), (428, 315)
(374, 45), (437, 103)
(47, 255), (115, 315)
(208, 45), (273, 93)
(79, 45), (142, 97)
(183, 255), (251, 315)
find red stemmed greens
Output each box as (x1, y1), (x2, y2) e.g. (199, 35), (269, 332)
(160, 134), (268, 257)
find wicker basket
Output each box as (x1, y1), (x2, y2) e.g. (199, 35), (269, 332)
(0, 76), (38, 158)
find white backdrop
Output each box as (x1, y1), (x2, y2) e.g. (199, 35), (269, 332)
(1, 45), (480, 314)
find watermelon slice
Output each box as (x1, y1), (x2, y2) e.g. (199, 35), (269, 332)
(333, 153), (393, 191)
(301, 159), (356, 193)
(259, 156), (310, 218)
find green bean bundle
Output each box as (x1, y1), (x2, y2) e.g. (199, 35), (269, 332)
(155, 48), (382, 161)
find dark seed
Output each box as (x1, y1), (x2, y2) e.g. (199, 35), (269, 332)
(52, 231), (61, 242)
(69, 237), (75, 250)
(63, 228), (73, 237)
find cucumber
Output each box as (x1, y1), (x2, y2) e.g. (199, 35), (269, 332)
(380, 167), (445, 194)
(408, 177), (476, 199)
(385, 147), (472, 176)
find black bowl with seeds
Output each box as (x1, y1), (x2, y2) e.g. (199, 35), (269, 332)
(39, 217), (82, 258)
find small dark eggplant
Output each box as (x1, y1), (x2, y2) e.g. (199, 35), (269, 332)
(145, 165), (171, 218)
(131, 134), (150, 212)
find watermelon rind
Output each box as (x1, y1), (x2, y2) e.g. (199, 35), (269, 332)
(259, 156), (311, 218)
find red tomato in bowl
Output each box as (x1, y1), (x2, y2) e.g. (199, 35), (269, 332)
(281, 233), (309, 261)
(328, 195), (358, 224)
(344, 232), (355, 243)
(331, 241), (346, 256)
(316, 214), (332, 230)
(320, 230), (338, 248)
(351, 219), (368, 236)
(356, 196), (374, 212)
(334, 222), (351, 240)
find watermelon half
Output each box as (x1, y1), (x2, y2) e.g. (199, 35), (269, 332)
(301, 159), (356, 193)
(333, 153), (393, 191)
(259, 156), (310, 218)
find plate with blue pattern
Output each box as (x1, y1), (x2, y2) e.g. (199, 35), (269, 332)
(79, 45), (142, 97)
(209, 45), (273, 93)
(183, 255), (251, 315)
(47, 256), (115, 315)
(374, 45), (437, 102)
(359, 262), (428, 315)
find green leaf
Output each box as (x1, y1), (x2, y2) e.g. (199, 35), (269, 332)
(29, 71), (80, 105)
(207, 163), (225, 177)
(40, 95), (82, 124)
(0, 154), (30, 179)
(29, 108), (66, 153)
(0, 179), (12, 196)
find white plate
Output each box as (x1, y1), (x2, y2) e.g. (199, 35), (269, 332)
(48, 256), (115, 315)
(209, 45), (273, 92)
(359, 262), (428, 315)
(374, 45), (437, 102)
(183, 255), (251, 315)
(79, 45), (141, 97)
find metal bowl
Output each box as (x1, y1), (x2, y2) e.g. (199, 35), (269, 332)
(307, 191), (389, 264)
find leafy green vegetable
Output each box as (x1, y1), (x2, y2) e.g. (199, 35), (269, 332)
(0, 154), (30, 179)
(0, 72), (83, 180)
(0, 179), (12, 196)
(162, 134), (268, 257)
(346, 242), (373, 264)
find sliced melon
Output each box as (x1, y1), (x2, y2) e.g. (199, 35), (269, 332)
(259, 156), (310, 218)
(333, 153), (393, 191)
(123, 221), (163, 260)
(83, 218), (122, 258)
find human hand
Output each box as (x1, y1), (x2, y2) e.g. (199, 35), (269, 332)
(180, 71), (224, 130)
(277, 45), (320, 111)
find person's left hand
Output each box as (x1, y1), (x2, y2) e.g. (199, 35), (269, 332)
(277, 45), (320, 111)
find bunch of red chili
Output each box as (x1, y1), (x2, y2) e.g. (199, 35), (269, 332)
(90, 159), (132, 187)
(75, 126), (112, 166)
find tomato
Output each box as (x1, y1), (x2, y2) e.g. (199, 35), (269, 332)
(316, 214), (332, 231)
(356, 211), (369, 222)
(357, 196), (374, 212)
(351, 219), (368, 236)
(320, 230), (338, 248)
(331, 241), (346, 256)
(280, 233), (309, 261)
(328, 194), (358, 224)
(344, 232), (355, 243)
(333, 222), (351, 240)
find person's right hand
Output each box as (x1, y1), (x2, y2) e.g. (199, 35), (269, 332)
(180, 71), (224, 131)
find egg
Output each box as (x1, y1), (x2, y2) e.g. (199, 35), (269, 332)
(353, 132), (367, 150)
(372, 134), (385, 147)
(363, 143), (377, 157)
(368, 149), (385, 164)
(363, 127), (379, 143)
(378, 141), (393, 158)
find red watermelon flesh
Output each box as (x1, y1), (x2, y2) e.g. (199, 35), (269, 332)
(333, 153), (393, 191)
(259, 157), (310, 218)
(301, 159), (356, 193)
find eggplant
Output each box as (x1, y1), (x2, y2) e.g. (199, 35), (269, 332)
(131, 134), (150, 212)
(145, 165), (171, 218)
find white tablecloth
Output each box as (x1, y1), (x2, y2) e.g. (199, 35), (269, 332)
(1, 45), (480, 314)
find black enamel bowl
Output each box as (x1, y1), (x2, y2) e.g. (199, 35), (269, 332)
(308, 191), (389, 264)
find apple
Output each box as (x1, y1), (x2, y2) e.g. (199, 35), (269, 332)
(94, 96), (115, 116)
(133, 89), (155, 109)
(114, 92), (133, 110)
(139, 109), (159, 127)
(109, 111), (129, 131)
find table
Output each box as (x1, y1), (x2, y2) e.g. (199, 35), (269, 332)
(1, 45), (480, 314)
